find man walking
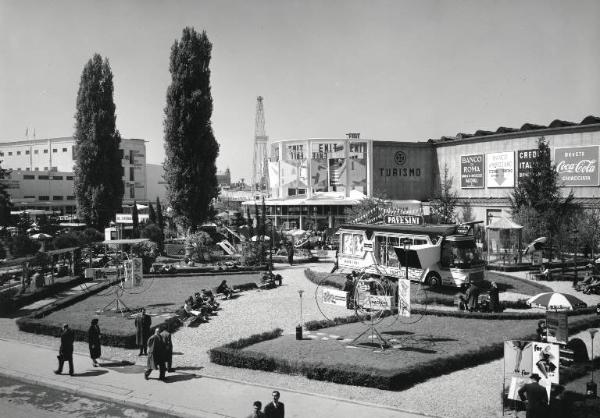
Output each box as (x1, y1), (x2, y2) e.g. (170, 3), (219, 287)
(264, 390), (284, 418)
(159, 326), (174, 372)
(135, 308), (152, 356)
(54, 323), (75, 376)
(518, 373), (548, 418)
(144, 328), (166, 381)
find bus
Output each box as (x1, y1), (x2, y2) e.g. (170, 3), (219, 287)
(336, 221), (485, 288)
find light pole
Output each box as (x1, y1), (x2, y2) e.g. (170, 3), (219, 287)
(572, 227), (579, 287)
(588, 329), (598, 398)
(296, 290), (304, 340)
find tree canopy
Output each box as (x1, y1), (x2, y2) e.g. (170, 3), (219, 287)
(430, 164), (458, 224)
(163, 27), (220, 232)
(73, 53), (124, 230)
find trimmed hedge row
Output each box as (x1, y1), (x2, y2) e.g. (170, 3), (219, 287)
(210, 317), (600, 391)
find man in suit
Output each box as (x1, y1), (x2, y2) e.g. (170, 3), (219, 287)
(263, 390), (284, 418)
(135, 308), (152, 356)
(518, 373), (548, 418)
(54, 323), (75, 376)
(144, 328), (166, 381)
(159, 326), (174, 373)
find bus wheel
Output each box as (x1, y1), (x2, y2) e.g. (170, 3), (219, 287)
(427, 273), (442, 288)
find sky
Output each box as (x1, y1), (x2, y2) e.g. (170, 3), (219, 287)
(1, 0), (599, 182)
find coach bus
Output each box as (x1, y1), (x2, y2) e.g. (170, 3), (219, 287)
(336, 221), (485, 288)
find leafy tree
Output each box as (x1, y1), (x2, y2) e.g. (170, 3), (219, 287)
(16, 213), (33, 234)
(430, 164), (458, 224)
(460, 202), (474, 223)
(163, 27), (220, 232)
(132, 201), (139, 238)
(0, 162), (11, 226)
(510, 137), (579, 259)
(73, 53), (124, 230)
(141, 223), (163, 246)
(156, 198), (164, 231)
(9, 235), (39, 257)
(148, 202), (157, 224)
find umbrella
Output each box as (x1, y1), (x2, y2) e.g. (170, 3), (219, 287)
(524, 237), (547, 255)
(526, 292), (587, 311)
(30, 233), (53, 240)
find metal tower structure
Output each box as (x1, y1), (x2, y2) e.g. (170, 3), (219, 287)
(252, 96), (269, 194)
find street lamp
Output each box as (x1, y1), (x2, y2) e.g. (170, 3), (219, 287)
(572, 227), (579, 287)
(296, 290), (304, 340)
(588, 328), (598, 398)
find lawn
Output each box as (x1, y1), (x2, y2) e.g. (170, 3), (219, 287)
(213, 312), (600, 390)
(29, 273), (263, 337)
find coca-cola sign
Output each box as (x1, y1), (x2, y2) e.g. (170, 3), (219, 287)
(554, 146), (599, 187)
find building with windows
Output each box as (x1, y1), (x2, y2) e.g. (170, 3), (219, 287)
(244, 117), (600, 231)
(0, 137), (147, 215)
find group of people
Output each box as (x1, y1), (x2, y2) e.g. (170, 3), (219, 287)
(457, 282), (502, 313)
(182, 281), (234, 323)
(574, 264), (600, 294)
(54, 318), (103, 375)
(134, 307), (174, 381)
(246, 390), (285, 418)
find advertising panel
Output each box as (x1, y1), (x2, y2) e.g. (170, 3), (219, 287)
(322, 288), (348, 307)
(545, 311), (568, 345)
(533, 342), (559, 401)
(132, 257), (143, 287)
(398, 278), (410, 317)
(504, 340), (533, 401)
(486, 152), (515, 188)
(460, 154), (485, 188)
(517, 148), (538, 180)
(554, 146), (599, 186)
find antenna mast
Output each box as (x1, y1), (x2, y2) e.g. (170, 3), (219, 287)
(252, 96), (269, 195)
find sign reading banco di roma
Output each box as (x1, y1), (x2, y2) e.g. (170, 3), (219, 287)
(461, 154), (485, 188)
(554, 146), (599, 187)
(486, 151), (515, 188)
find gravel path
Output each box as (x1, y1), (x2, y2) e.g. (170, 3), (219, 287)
(2, 263), (598, 418)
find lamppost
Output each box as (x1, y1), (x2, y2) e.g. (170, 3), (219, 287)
(296, 290), (304, 340)
(588, 328), (598, 398)
(401, 238), (411, 282)
(572, 227), (579, 288)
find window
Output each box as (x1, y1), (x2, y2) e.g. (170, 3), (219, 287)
(52, 149), (57, 153)
(129, 184), (135, 199)
(38, 196), (50, 201)
(129, 150), (135, 164)
(38, 175), (49, 180)
(8, 152), (12, 156)
(34, 167), (39, 171)
(119, 149), (124, 159)
(51, 167), (57, 172)
(25, 150), (30, 155)
(25, 167), (30, 171)
(16, 167), (20, 170)
(23, 195), (35, 199)
(34, 150), (38, 154)
(16, 151), (21, 155)
(52, 176), (63, 180)
(62, 148), (67, 152)
(66, 196), (75, 200)
(130, 167), (135, 181)
(43, 149), (48, 154)
(52, 196), (63, 201)
(43, 167), (48, 171)
(23, 175), (35, 180)
(0, 152), (3, 156)
(66, 176), (74, 180)
(121, 166), (125, 177)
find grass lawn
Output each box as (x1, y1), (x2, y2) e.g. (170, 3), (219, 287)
(33, 273), (262, 335)
(226, 312), (599, 390)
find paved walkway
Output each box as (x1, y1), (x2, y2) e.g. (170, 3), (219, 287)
(0, 337), (430, 418)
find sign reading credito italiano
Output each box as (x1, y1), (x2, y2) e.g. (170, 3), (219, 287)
(554, 146), (599, 187)
(517, 149), (539, 180)
(461, 154), (484, 188)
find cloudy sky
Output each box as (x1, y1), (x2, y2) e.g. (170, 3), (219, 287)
(1, 0), (599, 182)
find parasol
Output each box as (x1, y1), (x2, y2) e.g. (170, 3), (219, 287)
(526, 292), (587, 311)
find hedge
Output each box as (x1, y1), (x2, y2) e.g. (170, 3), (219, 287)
(210, 317), (600, 391)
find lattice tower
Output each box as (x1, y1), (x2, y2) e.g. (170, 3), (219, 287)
(252, 96), (269, 194)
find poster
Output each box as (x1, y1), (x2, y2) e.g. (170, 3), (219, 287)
(504, 340), (533, 401)
(554, 146), (599, 187)
(132, 257), (143, 287)
(533, 342), (559, 385)
(398, 278), (410, 317)
(322, 288), (348, 307)
(486, 152), (515, 188)
(460, 154), (485, 188)
(546, 311), (568, 345)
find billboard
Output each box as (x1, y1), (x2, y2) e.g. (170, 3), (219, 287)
(554, 146), (599, 187)
(517, 149), (538, 180)
(545, 311), (568, 345)
(486, 152), (515, 188)
(460, 154), (485, 188)
(398, 278), (410, 317)
(322, 288), (348, 307)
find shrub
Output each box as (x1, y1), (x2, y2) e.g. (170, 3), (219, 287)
(9, 234), (40, 257)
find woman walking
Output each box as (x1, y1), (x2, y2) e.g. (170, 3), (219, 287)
(88, 318), (101, 367)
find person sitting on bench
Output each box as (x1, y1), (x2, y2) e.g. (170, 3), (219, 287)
(202, 289), (220, 310)
(216, 280), (234, 299)
(183, 297), (208, 322)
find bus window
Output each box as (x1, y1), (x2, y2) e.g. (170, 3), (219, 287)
(353, 234), (363, 255)
(414, 238), (428, 245)
(441, 241), (453, 268)
(342, 233), (353, 255)
(375, 235), (387, 264)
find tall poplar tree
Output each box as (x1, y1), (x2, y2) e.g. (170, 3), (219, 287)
(156, 197), (164, 232)
(163, 27), (219, 232)
(0, 162), (12, 226)
(74, 54), (123, 230)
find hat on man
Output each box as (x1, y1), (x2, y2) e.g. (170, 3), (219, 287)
(530, 373), (541, 381)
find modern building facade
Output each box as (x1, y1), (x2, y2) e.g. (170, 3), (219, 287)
(245, 116), (600, 231)
(0, 136), (147, 215)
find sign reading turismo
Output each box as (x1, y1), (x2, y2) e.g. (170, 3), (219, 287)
(554, 146), (599, 187)
(461, 154), (485, 188)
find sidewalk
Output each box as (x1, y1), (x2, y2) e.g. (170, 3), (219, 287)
(0, 337), (431, 418)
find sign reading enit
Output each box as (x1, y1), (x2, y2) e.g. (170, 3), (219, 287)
(384, 215), (424, 225)
(461, 154), (484, 188)
(486, 151), (515, 188)
(554, 146), (599, 186)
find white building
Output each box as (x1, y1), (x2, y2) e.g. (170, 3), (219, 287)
(0, 137), (147, 215)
